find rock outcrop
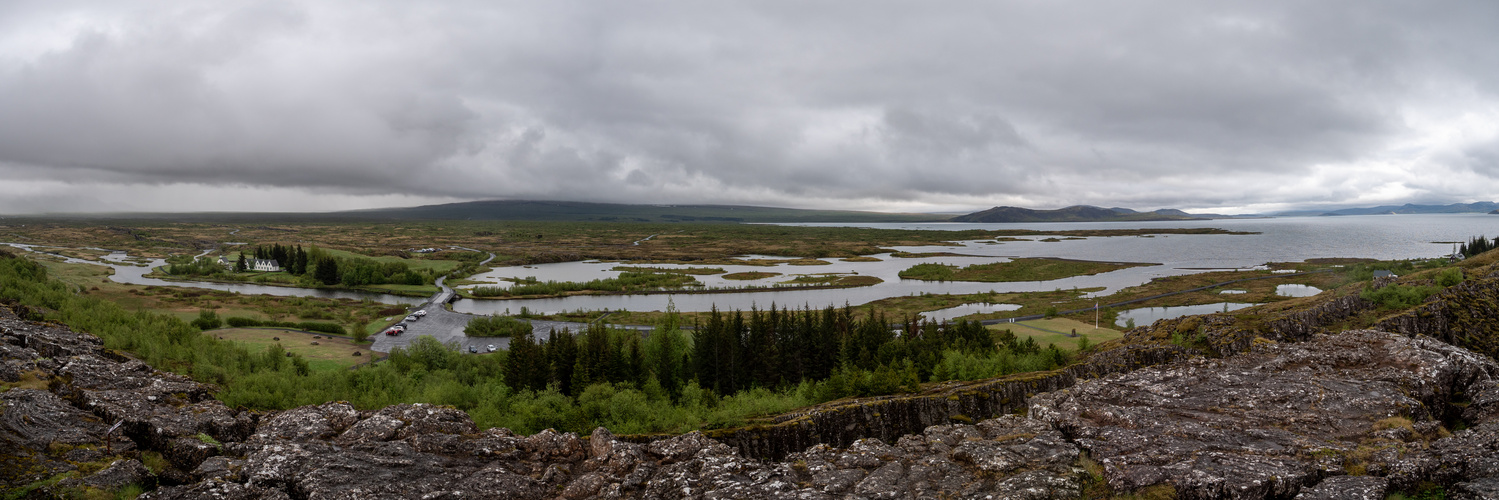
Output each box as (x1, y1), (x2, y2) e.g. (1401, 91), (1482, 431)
(6, 298), (1499, 498)
(1377, 270), (1499, 360)
(1031, 329), (1499, 498)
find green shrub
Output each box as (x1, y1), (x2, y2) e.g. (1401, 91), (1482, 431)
(465, 315), (534, 337)
(1436, 267), (1464, 287)
(897, 263), (957, 281)
(190, 310), (222, 330)
(1361, 283), (1439, 310)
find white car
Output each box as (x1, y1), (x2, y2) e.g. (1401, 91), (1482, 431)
(405, 315), (419, 322)
(486, 345), (496, 352)
(415, 310), (428, 317)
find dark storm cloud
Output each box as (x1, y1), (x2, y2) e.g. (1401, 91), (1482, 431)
(1, 0), (1497, 214)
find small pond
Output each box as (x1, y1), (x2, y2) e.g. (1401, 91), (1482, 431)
(1275, 284), (1323, 297)
(920, 303), (1023, 323)
(1114, 302), (1259, 328)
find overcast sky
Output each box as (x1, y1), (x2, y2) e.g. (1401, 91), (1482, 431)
(2, 1), (1497, 215)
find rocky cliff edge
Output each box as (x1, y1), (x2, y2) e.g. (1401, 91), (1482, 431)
(4, 301), (1499, 498)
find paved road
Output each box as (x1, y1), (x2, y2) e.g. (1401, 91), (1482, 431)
(369, 250), (652, 355)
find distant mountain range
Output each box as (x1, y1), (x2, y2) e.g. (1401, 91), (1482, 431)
(13, 199), (1499, 224)
(343, 200), (949, 223)
(383, 200), (1499, 224)
(1272, 202), (1499, 217)
(949, 205), (1214, 223)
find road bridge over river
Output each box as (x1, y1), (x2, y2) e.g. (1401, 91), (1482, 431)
(368, 251), (651, 355)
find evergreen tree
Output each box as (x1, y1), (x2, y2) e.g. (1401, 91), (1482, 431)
(314, 257), (340, 285)
(235, 254), (247, 273)
(504, 332), (546, 392)
(545, 329), (578, 395)
(692, 308), (723, 392)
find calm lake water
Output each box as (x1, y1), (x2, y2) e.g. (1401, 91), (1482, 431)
(452, 214), (1499, 315)
(1115, 302), (1260, 327)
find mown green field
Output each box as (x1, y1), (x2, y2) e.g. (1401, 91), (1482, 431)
(990, 318), (1125, 351)
(209, 327), (371, 371)
(319, 247), (462, 273)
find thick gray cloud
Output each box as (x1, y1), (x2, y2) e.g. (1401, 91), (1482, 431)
(1, 0), (1497, 214)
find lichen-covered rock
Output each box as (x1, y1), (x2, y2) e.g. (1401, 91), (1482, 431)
(13, 281), (1499, 499)
(1387, 420), (1499, 490)
(193, 456), (243, 482)
(1293, 475), (1387, 499)
(83, 459), (152, 489)
(1030, 330), (1499, 498)
(781, 414), (1081, 499)
(1, 308), (250, 490)
(251, 401), (359, 443)
(141, 480), (293, 500)
(1451, 477), (1499, 500)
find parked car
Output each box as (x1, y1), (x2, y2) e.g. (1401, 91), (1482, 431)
(486, 345), (496, 352)
(393, 323), (407, 331)
(468, 345), (478, 353)
(414, 310), (428, 317)
(384, 328), (401, 336)
(405, 315), (419, 322)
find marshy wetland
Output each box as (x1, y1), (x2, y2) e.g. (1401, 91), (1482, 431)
(5, 213), (1499, 499)
(5, 214), (1494, 329)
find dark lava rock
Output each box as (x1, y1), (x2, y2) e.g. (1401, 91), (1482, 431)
(0, 306), (256, 493)
(83, 459), (152, 489)
(1293, 475), (1387, 499)
(1030, 329), (1498, 498)
(11, 284), (1499, 499)
(1451, 477), (1499, 500)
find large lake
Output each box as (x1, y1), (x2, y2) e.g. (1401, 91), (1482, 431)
(451, 214), (1499, 315)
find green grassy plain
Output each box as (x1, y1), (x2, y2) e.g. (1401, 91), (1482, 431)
(991, 318), (1125, 351)
(318, 247), (462, 273)
(208, 327), (372, 371)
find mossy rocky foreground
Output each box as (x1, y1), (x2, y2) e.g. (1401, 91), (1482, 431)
(8, 259), (1499, 497)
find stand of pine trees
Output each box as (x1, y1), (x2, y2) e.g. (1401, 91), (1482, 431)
(253, 244), (309, 274)
(500, 304), (1067, 401)
(244, 245), (432, 287)
(1461, 235), (1497, 258)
